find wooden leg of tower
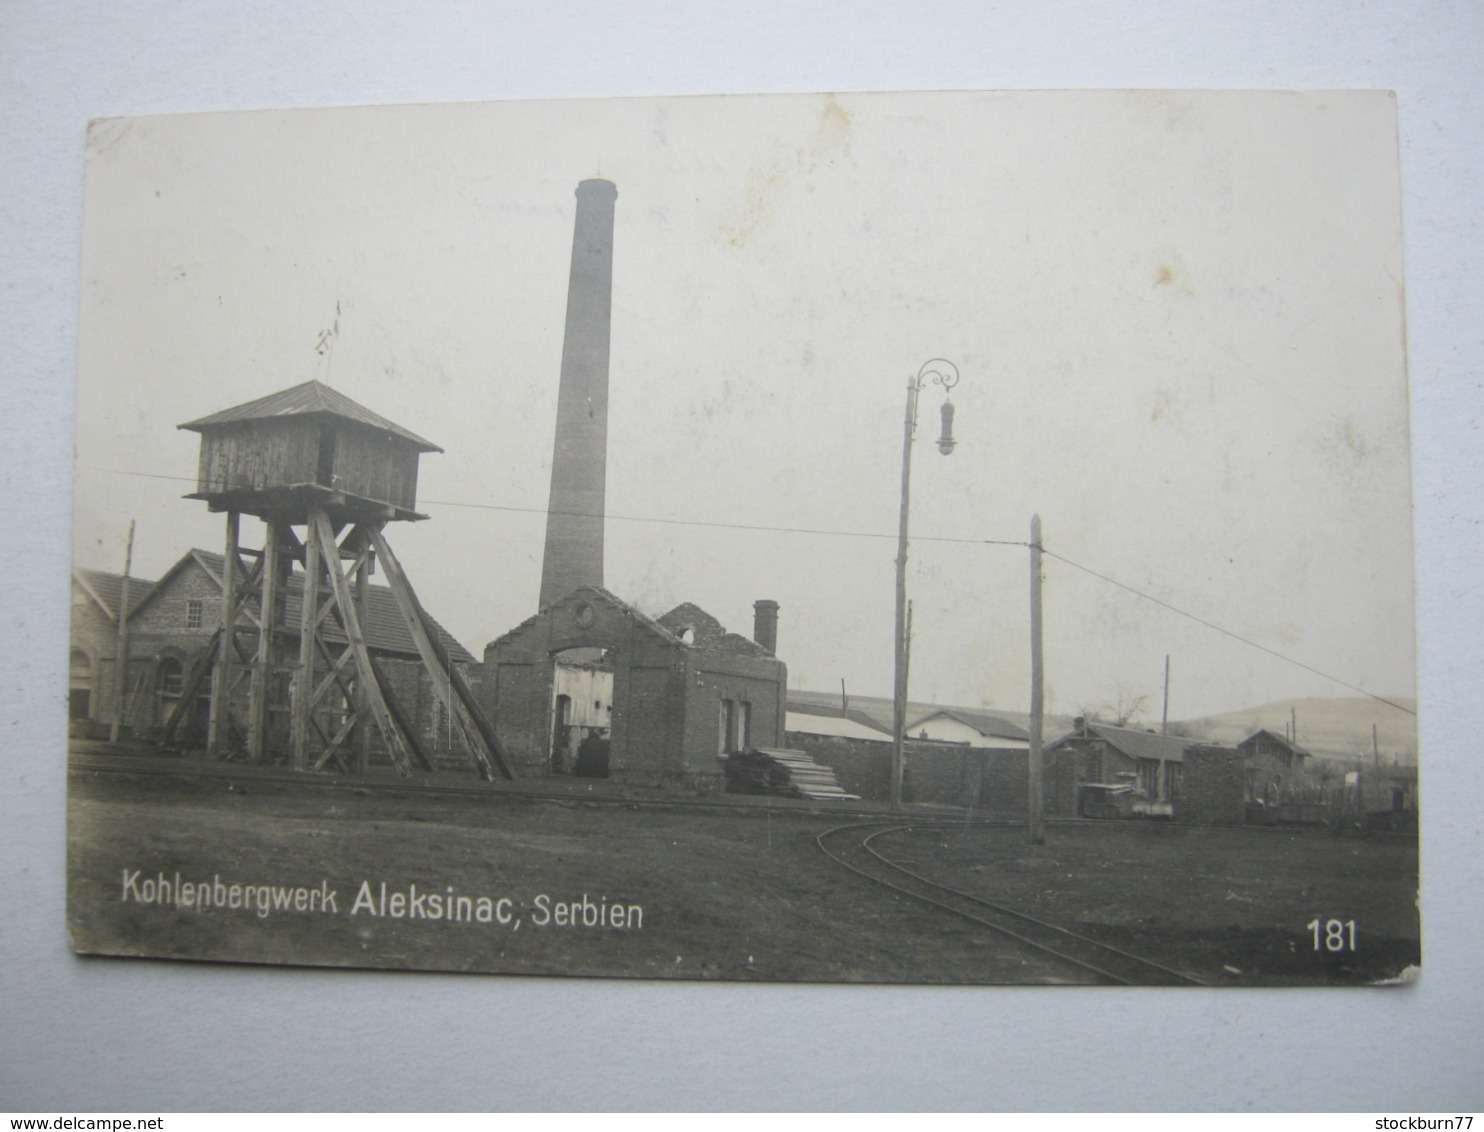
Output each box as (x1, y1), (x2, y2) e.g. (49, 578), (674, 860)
(353, 537), (371, 775)
(247, 519), (279, 763)
(292, 516), (320, 772)
(367, 525), (512, 780)
(310, 512), (414, 776)
(207, 511), (240, 758)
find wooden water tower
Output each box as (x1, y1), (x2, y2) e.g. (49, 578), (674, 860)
(174, 380), (510, 779)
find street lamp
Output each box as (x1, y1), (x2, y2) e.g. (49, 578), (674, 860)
(892, 357), (960, 811)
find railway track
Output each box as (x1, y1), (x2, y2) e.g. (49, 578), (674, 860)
(67, 751), (881, 817)
(816, 819), (1206, 986)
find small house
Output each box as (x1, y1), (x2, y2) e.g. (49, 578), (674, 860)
(1236, 729), (1312, 785)
(907, 708), (1030, 750)
(1044, 719), (1193, 817)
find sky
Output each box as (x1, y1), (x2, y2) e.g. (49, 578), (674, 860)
(72, 90), (1416, 728)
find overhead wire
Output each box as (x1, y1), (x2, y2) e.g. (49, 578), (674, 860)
(1039, 546), (1416, 716)
(104, 464), (1412, 715)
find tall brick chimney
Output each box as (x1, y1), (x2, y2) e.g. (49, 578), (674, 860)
(753, 599), (779, 655)
(539, 178), (618, 610)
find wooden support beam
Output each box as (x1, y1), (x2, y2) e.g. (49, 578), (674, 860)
(370, 656), (438, 773)
(292, 514), (320, 772)
(159, 629), (221, 748)
(248, 520), (283, 762)
(313, 714), (359, 772)
(310, 512), (413, 777)
(278, 525), (307, 567)
(311, 650), (355, 706)
(367, 525), (512, 780)
(354, 535), (372, 775)
(207, 511), (240, 758)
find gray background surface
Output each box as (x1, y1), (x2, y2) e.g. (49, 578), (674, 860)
(2, 0), (1480, 1111)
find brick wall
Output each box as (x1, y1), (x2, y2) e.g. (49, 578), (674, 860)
(904, 744), (981, 807)
(70, 563), (222, 735)
(1177, 745), (1246, 825)
(487, 589), (786, 790)
(785, 733), (1030, 809)
(982, 750), (1031, 815)
(617, 661), (686, 784)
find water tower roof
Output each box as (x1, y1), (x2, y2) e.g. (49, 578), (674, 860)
(179, 380), (442, 453)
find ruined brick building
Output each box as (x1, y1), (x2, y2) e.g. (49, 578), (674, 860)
(485, 589), (785, 789)
(482, 178), (787, 788)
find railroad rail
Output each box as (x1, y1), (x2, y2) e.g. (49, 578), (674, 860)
(67, 750), (885, 817)
(816, 819), (1206, 986)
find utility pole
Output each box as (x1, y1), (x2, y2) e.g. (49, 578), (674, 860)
(1161, 653), (1170, 736)
(890, 358), (959, 812)
(109, 521), (135, 742)
(890, 376), (919, 813)
(1373, 723), (1380, 776)
(1028, 514), (1044, 845)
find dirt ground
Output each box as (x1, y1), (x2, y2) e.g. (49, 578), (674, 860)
(874, 820), (1420, 984)
(67, 763), (1419, 986)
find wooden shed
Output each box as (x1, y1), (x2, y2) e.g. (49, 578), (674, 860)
(178, 380), (441, 523)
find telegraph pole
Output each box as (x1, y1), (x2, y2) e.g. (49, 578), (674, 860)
(1028, 514), (1045, 845)
(890, 377), (919, 812)
(890, 358), (960, 812)
(109, 520), (135, 742)
(1161, 653), (1171, 736)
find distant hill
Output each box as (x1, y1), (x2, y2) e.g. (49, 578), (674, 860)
(789, 689), (1419, 766)
(1167, 697), (1418, 765)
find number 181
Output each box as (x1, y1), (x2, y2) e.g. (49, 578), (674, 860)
(1307, 918), (1356, 951)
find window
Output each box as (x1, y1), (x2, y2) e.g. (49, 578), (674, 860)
(185, 599), (203, 629)
(719, 699), (735, 755)
(158, 658), (185, 698)
(737, 701), (751, 751)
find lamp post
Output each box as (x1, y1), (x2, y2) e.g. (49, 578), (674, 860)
(891, 358), (960, 811)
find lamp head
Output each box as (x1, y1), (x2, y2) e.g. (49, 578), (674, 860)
(936, 399), (957, 456)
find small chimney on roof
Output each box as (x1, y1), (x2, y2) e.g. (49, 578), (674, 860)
(753, 599), (779, 655)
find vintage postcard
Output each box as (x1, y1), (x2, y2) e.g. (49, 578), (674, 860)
(67, 91), (1418, 985)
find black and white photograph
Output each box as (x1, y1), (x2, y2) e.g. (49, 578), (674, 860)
(66, 90), (1419, 988)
